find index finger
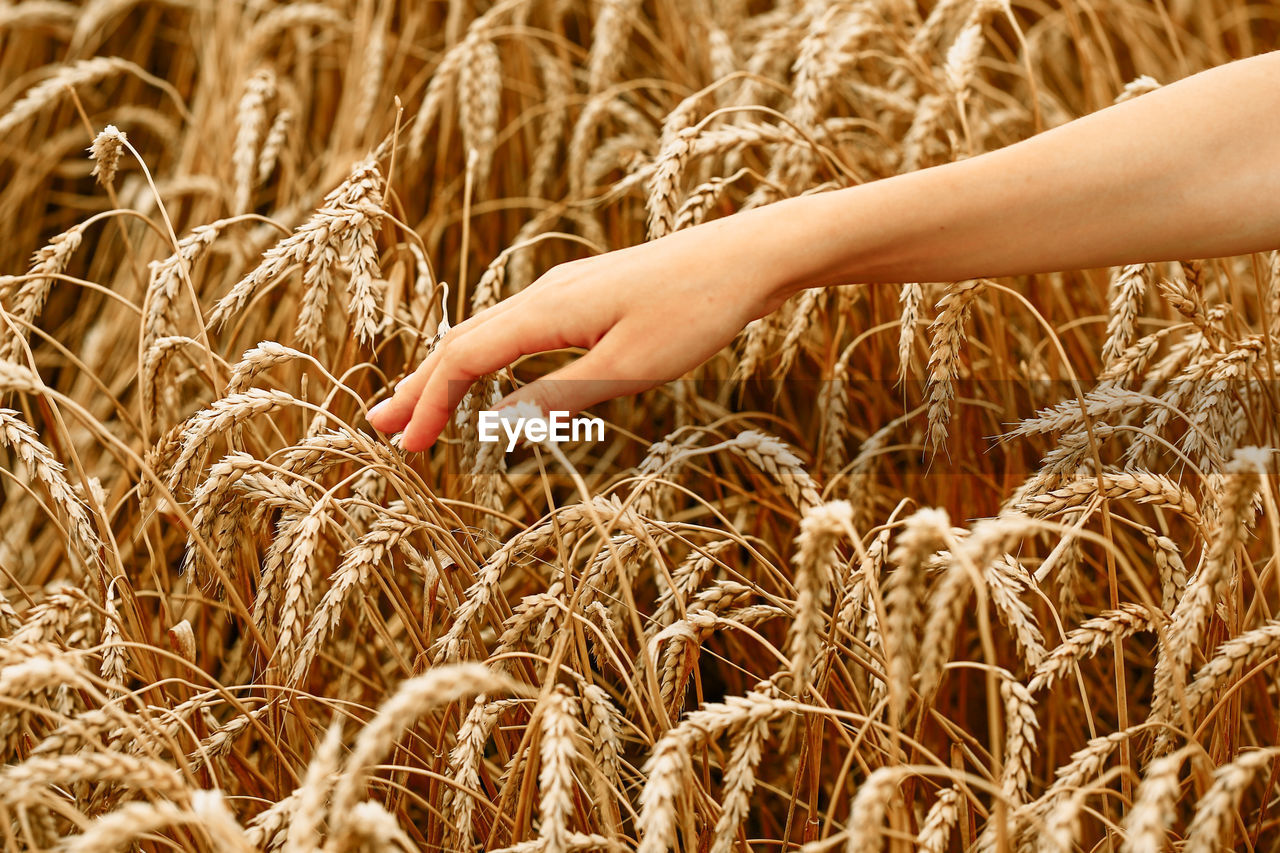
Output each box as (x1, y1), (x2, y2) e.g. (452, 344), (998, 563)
(399, 306), (586, 451)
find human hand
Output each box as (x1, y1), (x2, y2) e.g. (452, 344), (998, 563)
(366, 211), (800, 451)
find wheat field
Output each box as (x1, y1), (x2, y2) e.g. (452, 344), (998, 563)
(2, 0), (1279, 850)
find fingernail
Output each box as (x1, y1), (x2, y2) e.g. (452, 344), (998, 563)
(395, 375), (411, 392)
(368, 400), (390, 421)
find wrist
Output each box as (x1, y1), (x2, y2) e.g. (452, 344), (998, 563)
(728, 190), (883, 305)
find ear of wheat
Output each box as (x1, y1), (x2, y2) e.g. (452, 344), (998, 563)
(3, 4), (1279, 852)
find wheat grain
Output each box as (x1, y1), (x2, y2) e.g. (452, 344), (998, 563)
(788, 501), (854, 693)
(459, 35), (502, 186)
(674, 170), (745, 231)
(352, 15), (387, 141)
(0, 57), (143, 137)
(637, 691), (786, 853)
(272, 506), (326, 677)
(1102, 264), (1150, 367)
(843, 766), (909, 853)
(1033, 726), (1140, 834)
(988, 555), (1047, 669)
(166, 388), (299, 496)
(898, 282), (923, 380)
(1180, 336), (1264, 469)
(1180, 619), (1280, 733)
(917, 786), (961, 853)
(817, 350), (852, 478)
(648, 540), (732, 637)
(885, 508), (948, 721)
(245, 3), (345, 57)
(329, 663), (520, 845)
(1007, 387), (1155, 439)
(63, 798), (193, 853)
(282, 721), (343, 853)
(901, 93), (949, 172)
(1120, 749), (1190, 853)
(925, 280), (983, 451)
(580, 683), (624, 797)
(775, 288), (822, 378)
(646, 126), (698, 241)
(288, 515), (421, 685)
(587, 0), (641, 93)
(708, 713), (769, 853)
(344, 800), (418, 851)
(495, 587), (564, 661)
(1184, 748), (1280, 853)
(1138, 526), (1188, 612)
(0, 752), (187, 806)
(233, 69), (276, 213)
(433, 496), (646, 663)
(537, 684), (580, 853)
(1016, 469), (1202, 525)
(1029, 604), (1155, 694)
(529, 49), (572, 200)
(0, 1), (77, 29)
(99, 583), (126, 683)
(919, 513), (1038, 700)
(2, 223), (86, 362)
(208, 159), (384, 348)
(726, 429), (823, 511)
(1151, 449), (1264, 744)
(942, 9), (987, 96)
(0, 409), (106, 579)
(87, 124), (126, 187)
(256, 107), (292, 185)
(656, 583), (753, 712)
(1000, 676), (1038, 808)
(445, 697), (522, 848)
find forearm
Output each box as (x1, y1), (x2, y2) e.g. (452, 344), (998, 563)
(374, 53), (1280, 445)
(735, 51), (1280, 296)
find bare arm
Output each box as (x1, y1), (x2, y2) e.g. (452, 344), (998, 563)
(369, 52), (1280, 451)
(779, 50), (1280, 287)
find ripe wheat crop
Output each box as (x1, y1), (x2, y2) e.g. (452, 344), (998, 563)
(2, 1), (1280, 851)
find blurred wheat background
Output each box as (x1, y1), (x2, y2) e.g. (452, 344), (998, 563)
(2, 0), (1280, 850)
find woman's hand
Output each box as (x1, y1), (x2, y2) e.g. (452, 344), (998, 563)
(366, 210), (800, 451)
(369, 51), (1280, 453)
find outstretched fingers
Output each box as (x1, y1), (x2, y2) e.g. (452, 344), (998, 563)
(396, 308), (586, 451)
(366, 299), (525, 435)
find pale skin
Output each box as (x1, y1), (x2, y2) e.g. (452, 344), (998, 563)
(368, 51), (1280, 452)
